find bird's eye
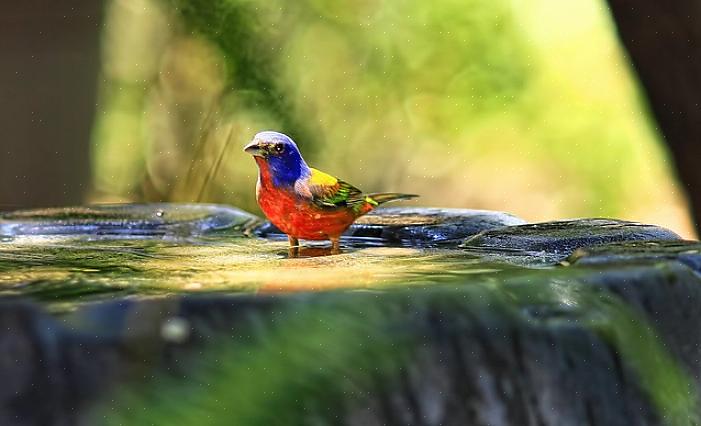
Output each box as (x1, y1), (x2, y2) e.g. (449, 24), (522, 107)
(273, 144), (285, 154)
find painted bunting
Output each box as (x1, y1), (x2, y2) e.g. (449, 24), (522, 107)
(244, 131), (417, 254)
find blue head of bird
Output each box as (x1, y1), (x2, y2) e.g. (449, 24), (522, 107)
(244, 131), (310, 187)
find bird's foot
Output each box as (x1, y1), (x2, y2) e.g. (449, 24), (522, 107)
(330, 237), (342, 255)
(288, 236), (300, 258)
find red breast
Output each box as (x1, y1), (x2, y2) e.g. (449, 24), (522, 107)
(254, 158), (363, 240)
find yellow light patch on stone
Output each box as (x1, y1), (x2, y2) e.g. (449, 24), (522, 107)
(131, 240), (464, 293)
(359, 247), (422, 257)
(184, 282), (203, 290)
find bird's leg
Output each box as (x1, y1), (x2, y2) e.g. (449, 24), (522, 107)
(288, 235), (299, 258)
(330, 236), (341, 254)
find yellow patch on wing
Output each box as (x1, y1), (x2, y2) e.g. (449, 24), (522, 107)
(309, 168), (339, 187)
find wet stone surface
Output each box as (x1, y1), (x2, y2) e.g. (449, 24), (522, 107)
(0, 203), (699, 425)
(350, 207), (526, 245)
(568, 240), (701, 272)
(462, 218), (681, 264)
(0, 203), (259, 237)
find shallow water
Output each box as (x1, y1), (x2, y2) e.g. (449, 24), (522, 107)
(0, 204), (525, 311)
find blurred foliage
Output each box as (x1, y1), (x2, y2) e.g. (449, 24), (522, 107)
(99, 281), (698, 425)
(101, 294), (414, 425)
(90, 0), (694, 237)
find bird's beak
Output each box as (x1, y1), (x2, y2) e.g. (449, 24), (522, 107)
(243, 140), (264, 157)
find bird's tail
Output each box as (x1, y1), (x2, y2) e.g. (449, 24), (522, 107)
(365, 192), (419, 206)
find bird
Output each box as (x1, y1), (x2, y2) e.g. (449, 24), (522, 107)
(244, 131), (418, 255)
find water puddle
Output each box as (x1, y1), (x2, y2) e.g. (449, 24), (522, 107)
(0, 204), (533, 310)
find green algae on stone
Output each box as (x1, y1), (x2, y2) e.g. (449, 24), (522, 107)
(586, 296), (700, 426)
(524, 276), (700, 426)
(98, 276), (698, 425)
(568, 240), (701, 273)
(99, 295), (414, 426)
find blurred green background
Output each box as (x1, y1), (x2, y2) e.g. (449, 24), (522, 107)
(3, 0), (695, 238)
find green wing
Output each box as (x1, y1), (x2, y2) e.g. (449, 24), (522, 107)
(306, 168), (369, 210)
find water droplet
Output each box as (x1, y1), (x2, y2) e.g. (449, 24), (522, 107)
(161, 317), (190, 343)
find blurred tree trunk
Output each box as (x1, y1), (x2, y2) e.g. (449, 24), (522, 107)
(606, 0), (701, 233)
(0, 1), (103, 210)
